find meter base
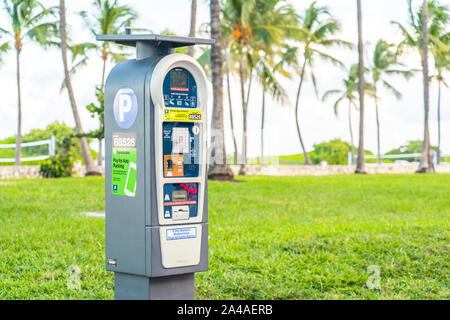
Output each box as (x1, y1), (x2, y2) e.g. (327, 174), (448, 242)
(114, 272), (195, 300)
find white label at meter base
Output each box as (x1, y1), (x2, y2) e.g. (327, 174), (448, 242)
(167, 226), (196, 240)
(160, 225), (202, 268)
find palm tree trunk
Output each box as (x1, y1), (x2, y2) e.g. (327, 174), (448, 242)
(60, 0), (98, 175)
(417, 0), (433, 173)
(225, 51), (238, 165)
(97, 139), (103, 167)
(96, 58), (107, 167)
(355, 0), (366, 174)
(208, 0), (233, 180)
(188, 0), (197, 57)
(261, 89), (265, 166)
(97, 57), (107, 167)
(238, 59), (248, 175)
(101, 57), (106, 91)
(15, 47), (22, 166)
(348, 100), (355, 165)
(374, 83), (381, 165)
(294, 57), (312, 165)
(245, 68), (253, 109)
(437, 80), (441, 164)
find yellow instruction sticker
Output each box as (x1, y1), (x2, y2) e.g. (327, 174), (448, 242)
(164, 108), (202, 122)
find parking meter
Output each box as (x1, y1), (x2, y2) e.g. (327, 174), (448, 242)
(97, 34), (213, 300)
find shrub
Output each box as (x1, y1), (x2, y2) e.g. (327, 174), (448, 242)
(310, 139), (351, 165)
(40, 154), (73, 178)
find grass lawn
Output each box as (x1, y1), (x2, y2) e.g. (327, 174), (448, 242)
(0, 174), (448, 299)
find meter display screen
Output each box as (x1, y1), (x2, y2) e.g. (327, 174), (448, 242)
(170, 69), (188, 90)
(163, 67), (197, 108)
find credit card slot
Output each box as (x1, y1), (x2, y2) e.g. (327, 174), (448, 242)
(172, 205), (189, 220)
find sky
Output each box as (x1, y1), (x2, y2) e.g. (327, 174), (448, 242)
(0, 0), (448, 158)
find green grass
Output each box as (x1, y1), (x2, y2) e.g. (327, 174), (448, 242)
(0, 175), (449, 299)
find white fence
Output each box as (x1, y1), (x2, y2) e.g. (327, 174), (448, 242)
(0, 136), (55, 163)
(347, 151), (449, 166)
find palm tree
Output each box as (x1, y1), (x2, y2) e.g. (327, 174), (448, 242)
(257, 51), (289, 166)
(432, 48), (449, 164)
(355, 0), (366, 174)
(195, 39), (239, 166)
(221, 0), (257, 174)
(289, 1), (351, 165)
(188, 0), (197, 57)
(80, 0), (137, 166)
(224, 45), (239, 165)
(252, 1), (296, 167)
(430, 13), (449, 165)
(323, 64), (374, 164)
(370, 39), (414, 164)
(2, 0), (58, 166)
(222, 0), (298, 174)
(59, 0), (99, 175)
(208, 0), (234, 180)
(392, 0), (449, 172)
(420, 0), (432, 172)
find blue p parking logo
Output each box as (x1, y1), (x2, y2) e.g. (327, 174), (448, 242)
(113, 87), (138, 129)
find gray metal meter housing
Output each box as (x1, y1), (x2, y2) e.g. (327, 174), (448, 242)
(98, 34), (213, 300)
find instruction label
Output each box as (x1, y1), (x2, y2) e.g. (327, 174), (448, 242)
(164, 154), (184, 177)
(164, 108), (202, 122)
(112, 132), (137, 197)
(166, 227), (197, 241)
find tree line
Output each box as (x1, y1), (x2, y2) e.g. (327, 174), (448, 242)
(0, 0), (136, 175)
(208, 0), (449, 179)
(0, 0), (448, 178)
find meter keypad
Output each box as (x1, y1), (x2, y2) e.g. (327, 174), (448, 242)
(162, 122), (200, 178)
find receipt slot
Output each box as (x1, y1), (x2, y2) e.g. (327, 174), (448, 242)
(97, 34), (213, 300)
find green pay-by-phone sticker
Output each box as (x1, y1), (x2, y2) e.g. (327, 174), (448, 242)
(112, 132), (137, 197)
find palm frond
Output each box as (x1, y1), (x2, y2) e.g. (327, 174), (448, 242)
(0, 27), (11, 36)
(319, 38), (354, 49)
(24, 21), (59, 48)
(196, 47), (211, 78)
(109, 51), (128, 63)
(332, 96), (345, 116)
(70, 42), (98, 61)
(25, 5), (58, 27)
(384, 68), (415, 80)
(310, 70), (319, 98)
(60, 56), (89, 92)
(79, 0), (138, 64)
(390, 21), (417, 48)
(382, 80), (402, 100)
(0, 41), (10, 66)
(322, 89), (341, 102)
(311, 48), (344, 68)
